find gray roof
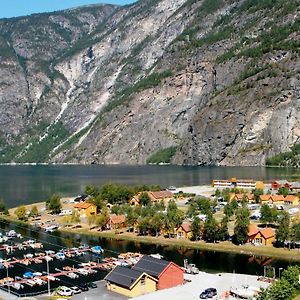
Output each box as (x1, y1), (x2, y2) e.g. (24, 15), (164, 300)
(133, 255), (170, 278)
(105, 266), (144, 289)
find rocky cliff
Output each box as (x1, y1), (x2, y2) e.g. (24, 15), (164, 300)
(0, 0), (299, 166)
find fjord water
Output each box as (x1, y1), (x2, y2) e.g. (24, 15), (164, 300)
(0, 164), (299, 207)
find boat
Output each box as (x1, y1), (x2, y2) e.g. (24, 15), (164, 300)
(149, 253), (164, 259)
(44, 256), (53, 262)
(26, 279), (36, 287)
(66, 272), (79, 279)
(230, 285), (260, 299)
(77, 268), (89, 276)
(33, 278), (46, 285)
(33, 272), (43, 277)
(91, 246), (103, 255)
(6, 230), (17, 238)
(24, 253), (34, 259)
(23, 272), (34, 279)
(12, 283), (24, 290)
(55, 252), (65, 260)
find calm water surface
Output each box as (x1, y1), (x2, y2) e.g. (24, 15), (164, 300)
(1, 165), (300, 207)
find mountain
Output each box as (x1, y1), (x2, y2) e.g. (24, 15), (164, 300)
(0, 0), (299, 166)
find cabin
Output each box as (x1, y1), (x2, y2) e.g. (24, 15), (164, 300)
(259, 194), (272, 204)
(105, 266), (157, 297)
(270, 195), (285, 205)
(74, 202), (97, 218)
(133, 255), (184, 290)
(147, 191), (174, 203)
(107, 214), (126, 230)
(247, 224), (275, 246)
(175, 222), (192, 239)
(271, 180), (292, 190)
(285, 195), (299, 206)
(229, 193), (255, 203)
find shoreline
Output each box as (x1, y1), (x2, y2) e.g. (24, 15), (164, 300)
(1, 214), (300, 262)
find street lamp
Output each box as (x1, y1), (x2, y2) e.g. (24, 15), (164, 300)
(279, 267), (283, 279)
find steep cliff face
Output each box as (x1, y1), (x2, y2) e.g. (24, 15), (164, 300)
(0, 0), (299, 165)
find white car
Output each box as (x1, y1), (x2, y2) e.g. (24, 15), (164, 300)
(59, 209), (72, 216)
(57, 286), (73, 296)
(70, 286), (81, 294)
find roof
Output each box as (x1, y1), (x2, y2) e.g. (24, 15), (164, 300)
(105, 266), (148, 289)
(234, 194), (245, 200)
(74, 202), (94, 209)
(148, 191), (173, 200)
(291, 182), (300, 188)
(271, 195), (285, 202)
(247, 194), (254, 200)
(178, 222), (191, 233)
(108, 214), (126, 224)
(248, 224), (259, 237)
(259, 195), (271, 201)
(133, 255), (170, 278)
(259, 228), (275, 239)
(285, 195), (298, 201)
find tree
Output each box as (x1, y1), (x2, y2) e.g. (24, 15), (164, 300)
(219, 216), (229, 241)
(252, 188), (263, 203)
(99, 183), (134, 204)
(269, 278), (295, 300)
(276, 211), (290, 245)
(96, 206), (109, 230)
(87, 214), (96, 226)
(85, 185), (99, 197)
(278, 187), (289, 197)
(46, 194), (61, 214)
(0, 200), (8, 215)
(203, 214), (219, 243)
(14, 206), (27, 221)
(233, 207), (250, 244)
(29, 205), (39, 217)
(195, 197), (212, 215)
(138, 217), (150, 235)
(126, 209), (139, 231)
(260, 204), (277, 225)
(71, 210), (80, 223)
(290, 222), (300, 243)
(151, 213), (164, 236)
(224, 202), (234, 218)
(191, 217), (201, 240)
(139, 192), (151, 206)
(166, 200), (184, 229)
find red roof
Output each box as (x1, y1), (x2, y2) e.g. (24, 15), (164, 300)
(259, 228), (275, 239)
(148, 191), (173, 200)
(74, 202), (94, 209)
(271, 195), (285, 202)
(109, 214), (126, 224)
(259, 195), (271, 201)
(179, 222), (191, 233)
(285, 195), (298, 201)
(248, 224), (259, 237)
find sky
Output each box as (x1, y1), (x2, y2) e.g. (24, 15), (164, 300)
(0, 0), (136, 19)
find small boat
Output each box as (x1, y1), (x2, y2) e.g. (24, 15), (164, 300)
(33, 272), (43, 277)
(77, 268), (89, 276)
(15, 276), (22, 281)
(26, 279), (36, 287)
(24, 253), (34, 259)
(23, 272), (34, 279)
(6, 230), (17, 238)
(12, 283), (24, 290)
(45, 250), (55, 255)
(33, 278), (46, 285)
(55, 252), (65, 260)
(91, 246), (103, 255)
(67, 272), (79, 279)
(150, 253), (164, 259)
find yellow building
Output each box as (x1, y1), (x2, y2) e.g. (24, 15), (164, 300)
(285, 195), (299, 206)
(213, 178), (264, 190)
(175, 222), (192, 239)
(105, 266), (157, 297)
(247, 225), (275, 246)
(74, 202), (97, 218)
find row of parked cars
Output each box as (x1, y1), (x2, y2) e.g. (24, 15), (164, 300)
(56, 282), (97, 296)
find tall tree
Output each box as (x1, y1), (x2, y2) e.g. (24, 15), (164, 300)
(191, 217), (201, 240)
(260, 204), (277, 225)
(252, 188), (263, 203)
(14, 206), (27, 221)
(233, 207), (250, 244)
(0, 200), (8, 215)
(139, 192), (151, 206)
(276, 211), (290, 245)
(219, 216), (229, 241)
(203, 214), (219, 243)
(46, 194), (61, 214)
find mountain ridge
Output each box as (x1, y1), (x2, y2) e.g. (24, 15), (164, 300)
(0, 0), (299, 166)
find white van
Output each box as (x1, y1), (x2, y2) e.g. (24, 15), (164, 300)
(59, 209), (72, 216)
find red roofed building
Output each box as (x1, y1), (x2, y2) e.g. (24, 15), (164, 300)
(175, 222), (192, 239)
(74, 202), (97, 218)
(148, 191), (174, 203)
(247, 224), (275, 246)
(107, 214), (127, 230)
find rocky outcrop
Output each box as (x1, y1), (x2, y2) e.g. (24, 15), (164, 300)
(0, 0), (299, 165)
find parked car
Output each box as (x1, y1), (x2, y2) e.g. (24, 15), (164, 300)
(70, 286), (81, 294)
(59, 209), (72, 216)
(78, 283), (89, 291)
(87, 282), (97, 289)
(56, 286), (73, 297)
(199, 288), (217, 299)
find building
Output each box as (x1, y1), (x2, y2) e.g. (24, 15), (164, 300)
(285, 195), (299, 206)
(229, 193), (255, 203)
(259, 194), (272, 204)
(247, 224), (275, 246)
(107, 214), (126, 230)
(105, 266), (157, 297)
(175, 222), (192, 239)
(133, 255), (184, 290)
(212, 178), (264, 190)
(271, 180), (292, 190)
(74, 202), (97, 218)
(147, 191), (174, 203)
